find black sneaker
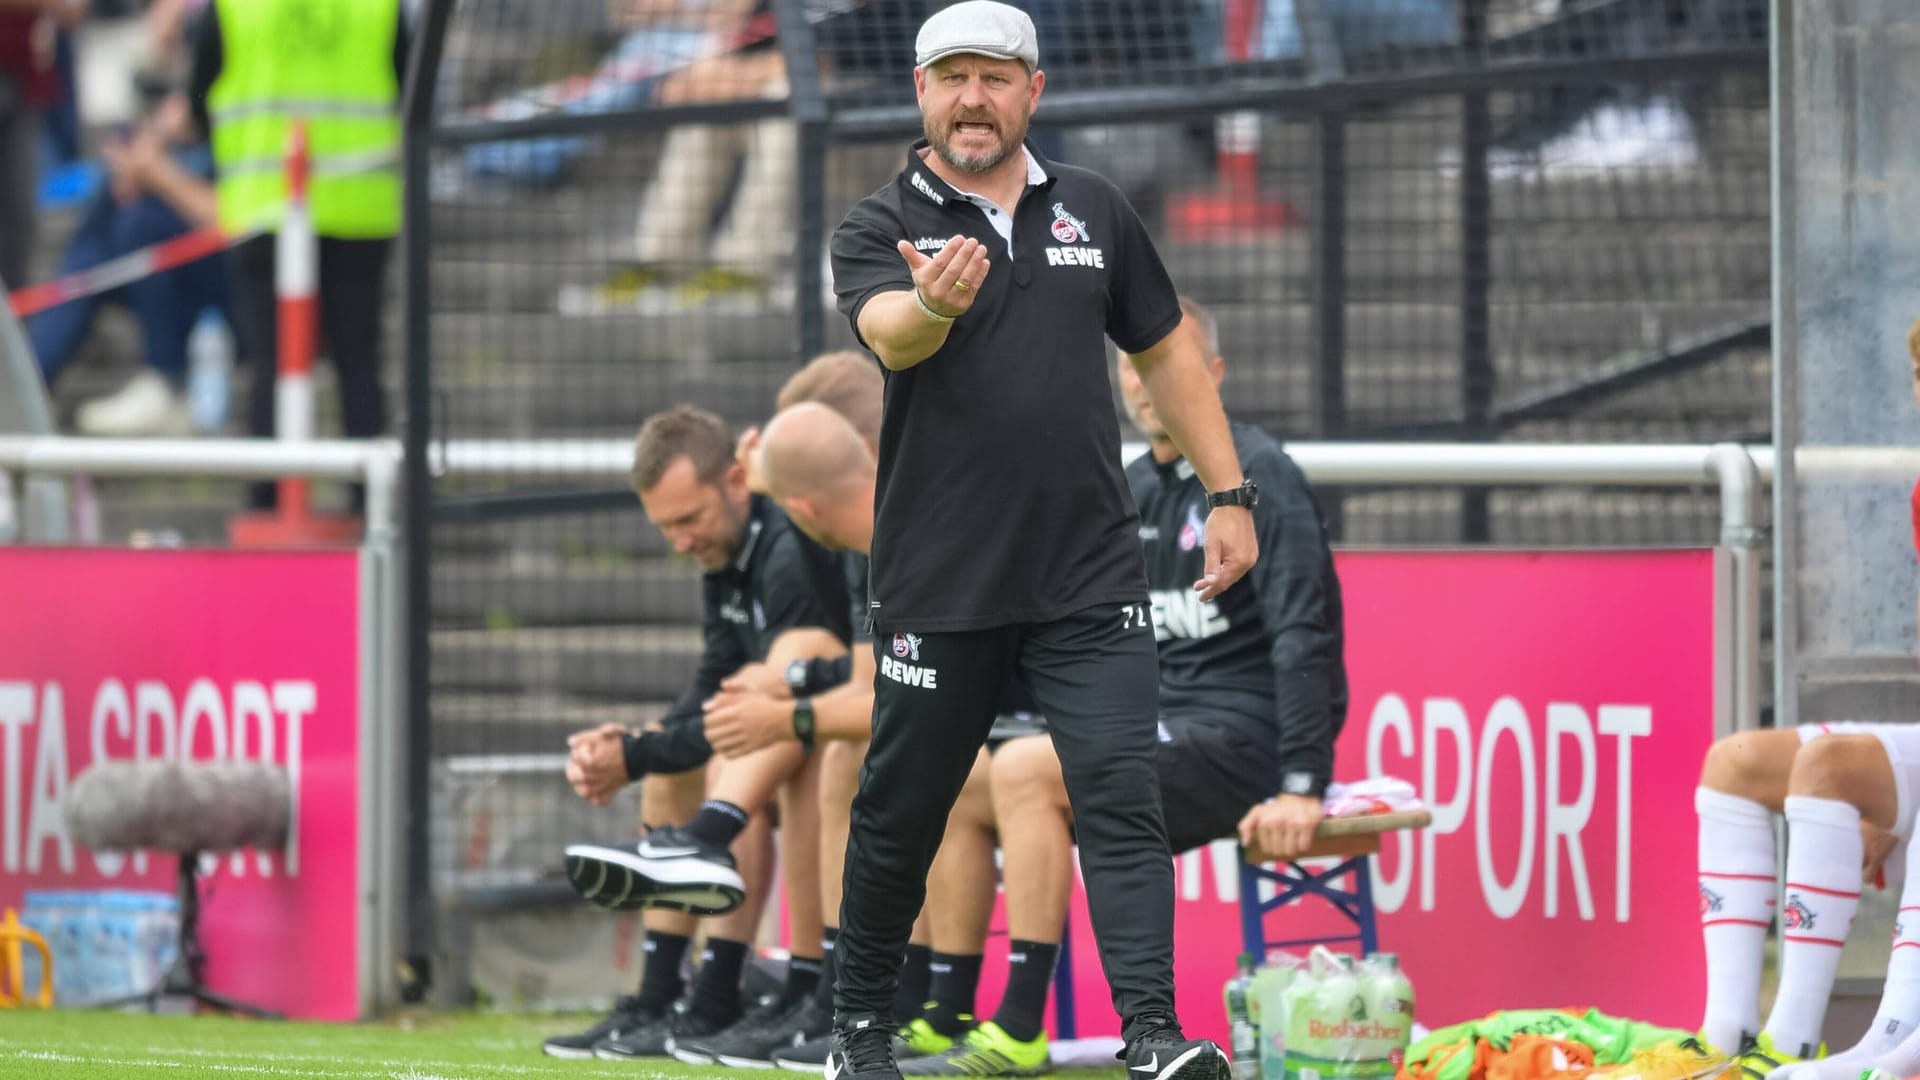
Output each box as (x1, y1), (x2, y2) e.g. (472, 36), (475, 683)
(670, 993), (792, 1065)
(774, 1030), (835, 1073)
(565, 824), (747, 915)
(595, 1000), (738, 1061)
(825, 1017), (903, 1080)
(681, 995), (835, 1068)
(542, 994), (661, 1059)
(1122, 1029), (1232, 1080)
(777, 1014), (951, 1073)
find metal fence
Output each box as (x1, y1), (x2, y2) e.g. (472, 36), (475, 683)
(402, 0), (1771, 1004)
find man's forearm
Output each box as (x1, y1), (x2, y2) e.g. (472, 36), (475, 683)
(143, 158), (218, 229)
(858, 289), (955, 371)
(814, 682), (875, 741)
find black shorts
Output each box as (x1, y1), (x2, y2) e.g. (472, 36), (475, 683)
(1154, 713), (1278, 855)
(983, 710), (1277, 854)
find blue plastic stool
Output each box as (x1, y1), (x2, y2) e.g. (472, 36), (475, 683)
(1236, 811), (1429, 959)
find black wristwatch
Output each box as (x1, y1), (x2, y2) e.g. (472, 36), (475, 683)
(1206, 478), (1259, 509)
(791, 698), (816, 750)
(785, 659), (811, 696)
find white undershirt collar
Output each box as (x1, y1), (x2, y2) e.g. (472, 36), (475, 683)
(945, 148), (1048, 257)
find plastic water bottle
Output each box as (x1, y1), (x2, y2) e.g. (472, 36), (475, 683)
(1225, 953), (1261, 1080)
(186, 309), (234, 434)
(1367, 954), (1416, 1067)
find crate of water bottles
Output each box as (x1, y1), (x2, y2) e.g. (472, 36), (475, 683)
(1224, 946), (1416, 1080)
(19, 890), (179, 1007)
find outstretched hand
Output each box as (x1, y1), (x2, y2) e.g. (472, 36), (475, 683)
(896, 234), (989, 319)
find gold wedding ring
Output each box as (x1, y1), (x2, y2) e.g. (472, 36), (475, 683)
(954, 279), (972, 292)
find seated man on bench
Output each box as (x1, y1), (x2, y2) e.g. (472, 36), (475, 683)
(900, 296), (1351, 1076)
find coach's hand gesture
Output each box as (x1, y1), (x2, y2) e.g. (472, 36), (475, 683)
(896, 234), (989, 319)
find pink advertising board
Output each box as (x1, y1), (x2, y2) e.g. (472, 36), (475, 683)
(0, 547), (364, 1020)
(979, 549), (1720, 1045)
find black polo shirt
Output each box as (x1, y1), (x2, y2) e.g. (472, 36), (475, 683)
(629, 494), (851, 775)
(1127, 422), (1349, 797)
(831, 140), (1182, 633)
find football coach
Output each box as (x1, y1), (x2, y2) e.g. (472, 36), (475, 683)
(820, 4), (1261, 1080)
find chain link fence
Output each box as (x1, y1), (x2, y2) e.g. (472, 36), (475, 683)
(408, 0), (1770, 1004)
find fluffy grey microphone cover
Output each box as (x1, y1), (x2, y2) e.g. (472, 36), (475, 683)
(66, 761), (292, 853)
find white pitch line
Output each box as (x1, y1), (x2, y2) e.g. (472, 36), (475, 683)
(2, 1041), (695, 1080)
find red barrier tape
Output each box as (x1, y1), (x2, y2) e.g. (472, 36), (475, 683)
(8, 226), (252, 320)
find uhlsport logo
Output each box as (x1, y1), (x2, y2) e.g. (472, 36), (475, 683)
(892, 633), (923, 661)
(1699, 884), (1724, 917)
(1051, 202), (1089, 243)
(1782, 894), (1816, 932)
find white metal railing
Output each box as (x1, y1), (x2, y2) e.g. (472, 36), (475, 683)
(33, 436), (1920, 737)
(0, 436), (404, 537)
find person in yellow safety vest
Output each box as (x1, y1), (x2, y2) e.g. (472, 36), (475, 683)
(187, 0), (407, 511)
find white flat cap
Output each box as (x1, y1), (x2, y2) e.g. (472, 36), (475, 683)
(915, 1), (1040, 71)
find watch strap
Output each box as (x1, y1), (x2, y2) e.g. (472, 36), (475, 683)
(791, 698), (816, 750)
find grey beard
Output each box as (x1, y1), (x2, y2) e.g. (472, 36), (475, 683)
(926, 118), (1022, 175)
(935, 139), (1011, 174)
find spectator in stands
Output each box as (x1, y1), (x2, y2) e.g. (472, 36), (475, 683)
(0, 0), (81, 290)
(461, 0), (762, 191)
(187, 0), (404, 509)
(553, 405), (850, 1063)
(29, 92), (229, 435)
(603, 0), (789, 303)
(898, 297), (1348, 1077)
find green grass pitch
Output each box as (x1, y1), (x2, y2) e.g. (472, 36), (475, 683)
(0, 1009), (1131, 1079)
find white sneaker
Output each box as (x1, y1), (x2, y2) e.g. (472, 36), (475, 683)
(75, 370), (193, 437)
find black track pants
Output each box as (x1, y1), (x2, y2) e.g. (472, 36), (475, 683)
(833, 601), (1178, 1045)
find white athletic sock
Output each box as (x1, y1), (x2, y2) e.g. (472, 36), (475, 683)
(1849, 833), (1920, 1080)
(1698, 787), (1779, 1052)
(1764, 795), (1864, 1058)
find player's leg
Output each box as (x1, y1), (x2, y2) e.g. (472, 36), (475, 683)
(1758, 733), (1899, 1065)
(901, 752), (1003, 1060)
(832, 629), (1014, 1068)
(1696, 728), (1806, 1052)
(901, 738), (1065, 1078)
(1153, 714), (1279, 858)
(678, 752), (834, 1067)
(1018, 603), (1226, 1080)
(773, 736), (872, 1073)
(577, 628), (844, 908)
(545, 766), (706, 1058)
(597, 767), (774, 1061)
(1765, 726), (1920, 1080)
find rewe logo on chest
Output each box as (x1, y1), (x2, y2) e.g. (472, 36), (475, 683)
(1045, 246), (1105, 268)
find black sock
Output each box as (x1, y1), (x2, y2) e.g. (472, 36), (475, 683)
(683, 800), (750, 849)
(787, 954), (823, 1001)
(894, 942), (935, 1024)
(919, 951), (981, 1036)
(635, 930), (691, 1012)
(991, 940), (1060, 1042)
(691, 937), (750, 1024)
(814, 927), (840, 1008)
